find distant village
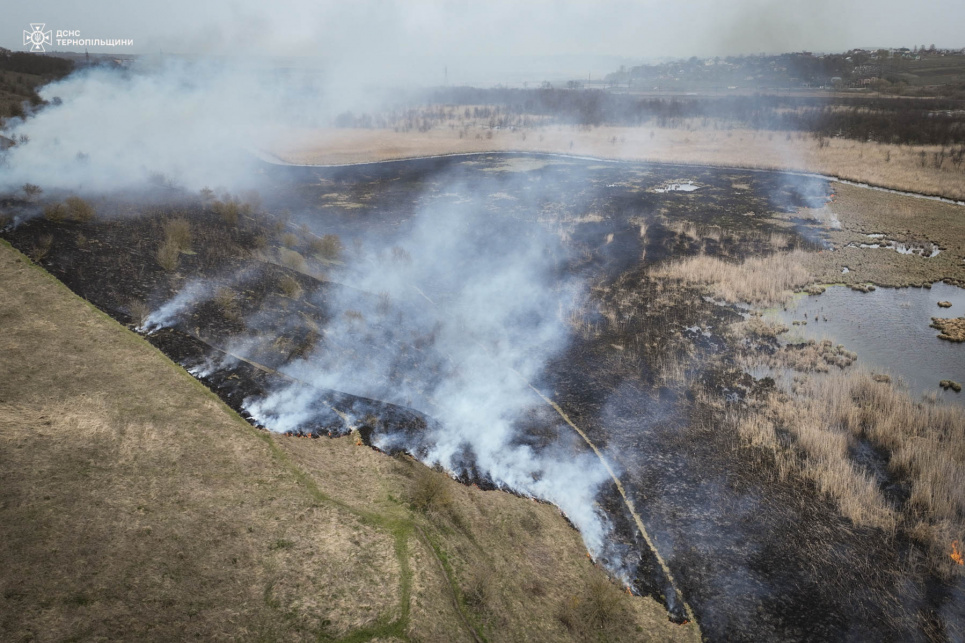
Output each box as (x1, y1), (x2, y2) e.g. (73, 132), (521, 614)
(601, 47), (965, 94)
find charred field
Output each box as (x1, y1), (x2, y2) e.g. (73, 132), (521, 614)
(2, 153), (963, 641)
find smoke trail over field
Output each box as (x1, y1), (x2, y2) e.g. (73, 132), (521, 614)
(243, 176), (619, 556)
(0, 57), (393, 193)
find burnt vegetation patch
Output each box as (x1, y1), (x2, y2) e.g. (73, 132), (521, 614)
(2, 155), (962, 640)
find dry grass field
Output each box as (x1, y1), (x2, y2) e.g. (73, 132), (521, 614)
(272, 123), (965, 200)
(799, 183), (965, 289)
(0, 239), (695, 642)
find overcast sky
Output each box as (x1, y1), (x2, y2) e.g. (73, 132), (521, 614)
(6, 1), (965, 83)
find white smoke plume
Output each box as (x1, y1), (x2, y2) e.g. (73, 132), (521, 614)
(0, 57), (384, 193)
(139, 279), (210, 333)
(243, 176), (619, 556)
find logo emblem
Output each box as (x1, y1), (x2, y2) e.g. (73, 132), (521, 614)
(23, 23), (52, 52)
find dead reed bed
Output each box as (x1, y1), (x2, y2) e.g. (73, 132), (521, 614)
(649, 250), (812, 305)
(729, 368), (965, 573)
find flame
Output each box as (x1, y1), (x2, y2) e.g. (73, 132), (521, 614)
(952, 541), (964, 566)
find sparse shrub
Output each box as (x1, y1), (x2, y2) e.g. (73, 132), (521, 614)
(22, 183), (41, 200)
(520, 511), (542, 535)
(251, 233), (268, 250)
(128, 299), (150, 326)
(64, 196), (95, 222)
(30, 234), (53, 261)
(75, 232), (87, 249)
(558, 575), (631, 638)
(43, 202), (67, 222)
(311, 234), (343, 262)
(278, 248), (306, 271)
(558, 595), (581, 633)
(156, 239), (180, 271)
(163, 218), (192, 252)
(213, 199), (240, 226)
(281, 232), (299, 248)
(409, 466), (451, 515)
(148, 172), (175, 188)
(277, 274), (302, 299)
(525, 578), (546, 597)
(581, 575), (628, 633)
(462, 562), (495, 615)
(390, 246), (411, 264)
(344, 309), (364, 322)
(214, 287), (240, 318)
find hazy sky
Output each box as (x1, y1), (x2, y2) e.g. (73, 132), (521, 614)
(5, 1), (964, 82)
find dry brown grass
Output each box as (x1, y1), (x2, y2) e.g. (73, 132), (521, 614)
(800, 183), (965, 288)
(0, 239), (695, 642)
(742, 312), (788, 338)
(741, 336), (857, 373)
(649, 250), (812, 305)
(272, 123), (965, 200)
(730, 367), (965, 573)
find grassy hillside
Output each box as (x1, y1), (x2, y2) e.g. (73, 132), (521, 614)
(0, 238), (695, 642)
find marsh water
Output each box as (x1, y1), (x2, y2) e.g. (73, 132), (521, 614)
(770, 282), (965, 404)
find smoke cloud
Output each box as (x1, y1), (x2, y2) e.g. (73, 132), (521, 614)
(0, 58), (364, 193)
(241, 174), (620, 556)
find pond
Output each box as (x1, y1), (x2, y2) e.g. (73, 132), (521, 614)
(769, 282), (965, 404)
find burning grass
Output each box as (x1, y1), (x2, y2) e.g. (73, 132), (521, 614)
(0, 239), (694, 641)
(649, 249), (812, 305)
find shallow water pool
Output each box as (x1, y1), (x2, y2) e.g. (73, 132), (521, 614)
(768, 282), (965, 404)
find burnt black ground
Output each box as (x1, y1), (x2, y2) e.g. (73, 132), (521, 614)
(2, 154), (959, 641)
